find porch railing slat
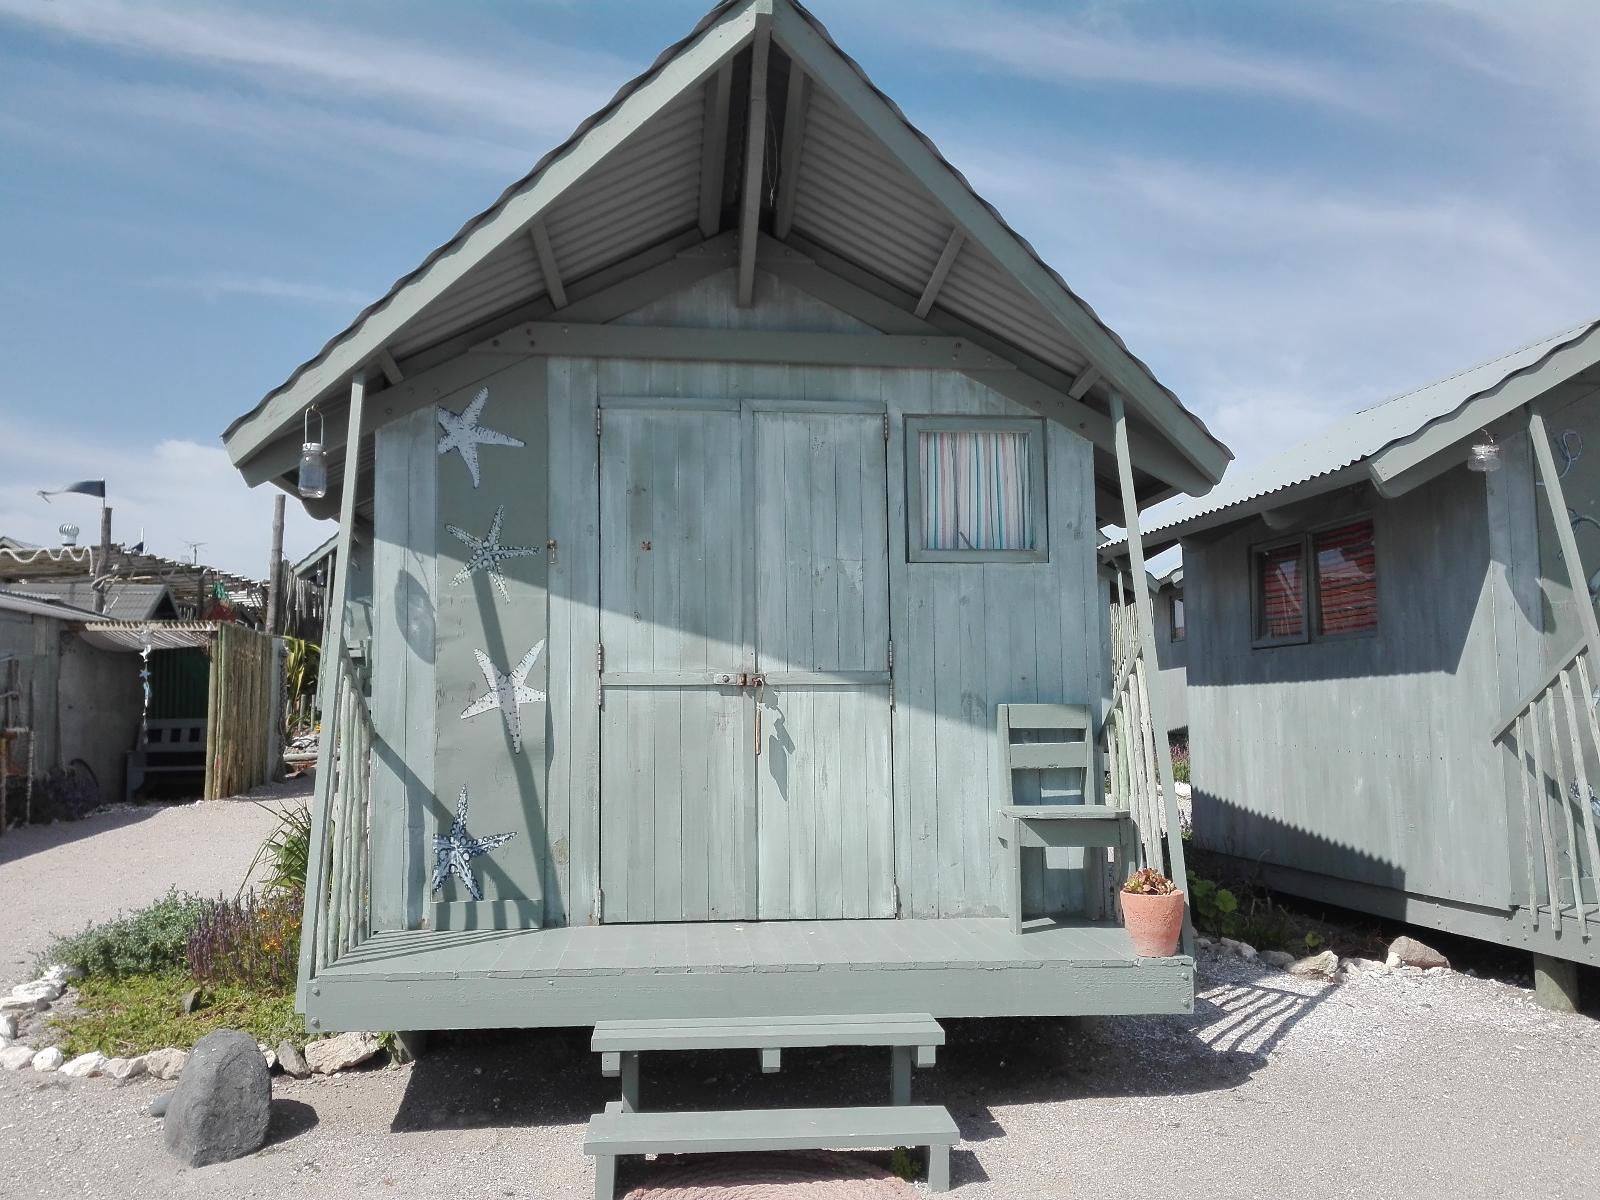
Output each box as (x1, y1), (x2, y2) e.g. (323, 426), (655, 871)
(1569, 655), (1600, 915)
(1543, 690), (1577, 919)
(1514, 713), (1540, 927)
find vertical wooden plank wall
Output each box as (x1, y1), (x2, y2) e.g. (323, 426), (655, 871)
(536, 268), (1104, 922)
(369, 405), (437, 930)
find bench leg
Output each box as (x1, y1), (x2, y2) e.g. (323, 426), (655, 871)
(593, 1152), (616, 1200)
(619, 1051), (640, 1113)
(1008, 834), (1023, 935)
(928, 1143), (951, 1192)
(891, 1045), (912, 1106)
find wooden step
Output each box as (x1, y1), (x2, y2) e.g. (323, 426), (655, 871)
(592, 1012), (943, 1053)
(584, 1103), (958, 1197)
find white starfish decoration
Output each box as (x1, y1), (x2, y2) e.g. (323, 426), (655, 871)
(446, 505), (536, 600)
(437, 387), (524, 488)
(431, 786), (516, 902)
(461, 640), (546, 753)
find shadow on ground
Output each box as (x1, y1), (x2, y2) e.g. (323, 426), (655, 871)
(388, 966), (1327, 1139)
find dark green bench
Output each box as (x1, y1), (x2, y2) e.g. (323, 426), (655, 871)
(584, 1101), (959, 1197)
(592, 1012), (943, 1110)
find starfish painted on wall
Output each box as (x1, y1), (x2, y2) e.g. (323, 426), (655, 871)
(431, 786), (516, 902)
(437, 387), (525, 487)
(461, 640), (546, 753)
(446, 505), (536, 600)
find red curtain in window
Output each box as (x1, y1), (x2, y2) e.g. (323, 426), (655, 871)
(1315, 520), (1377, 635)
(1257, 544), (1305, 639)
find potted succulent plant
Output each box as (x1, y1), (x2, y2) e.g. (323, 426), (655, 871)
(1119, 867), (1186, 957)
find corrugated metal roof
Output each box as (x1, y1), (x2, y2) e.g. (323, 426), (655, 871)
(0, 588), (103, 622)
(78, 622), (223, 653)
(222, 0), (1228, 494)
(1120, 320), (1600, 544)
(3, 580), (176, 621)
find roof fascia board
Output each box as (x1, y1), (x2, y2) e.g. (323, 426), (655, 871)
(736, 3), (773, 307)
(767, 232), (1213, 496)
(238, 229), (730, 486)
(771, 1), (1229, 487)
(1123, 463), (1369, 553)
(1368, 324), (1600, 493)
(223, 1), (761, 469)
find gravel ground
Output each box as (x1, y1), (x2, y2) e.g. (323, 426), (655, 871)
(2, 946), (1597, 1199)
(0, 781), (299, 985)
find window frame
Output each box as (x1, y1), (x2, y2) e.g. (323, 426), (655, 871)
(1169, 591), (1186, 642)
(904, 415), (1048, 564)
(1249, 515), (1379, 649)
(1249, 533), (1312, 649)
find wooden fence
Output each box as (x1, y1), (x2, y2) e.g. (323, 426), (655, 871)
(204, 623), (277, 800)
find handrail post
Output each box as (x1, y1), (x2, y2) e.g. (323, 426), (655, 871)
(295, 371), (369, 1005)
(1530, 409), (1600, 667)
(1110, 392), (1192, 953)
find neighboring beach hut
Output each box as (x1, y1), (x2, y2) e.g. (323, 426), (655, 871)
(221, 0), (1230, 1048)
(1123, 321), (1600, 1008)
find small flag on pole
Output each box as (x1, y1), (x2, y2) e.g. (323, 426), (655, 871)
(37, 480), (106, 502)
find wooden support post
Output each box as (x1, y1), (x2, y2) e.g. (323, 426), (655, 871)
(736, 3), (773, 307)
(759, 1047), (781, 1074)
(619, 1051), (640, 1113)
(95, 505), (112, 613)
(890, 1045), (912, 1105)
(265, 493), (286, 636)
(1531, 409), (1600, 667)
(1533, 953), (1580, 1012)
(1110, 393), (1192, 948)
(391, 1031), (428, 1064)
(530, 220), (567, 310)
(294, 372), (368, 1003)
(928, 1143), (951, 1192)
(593, 1152), (616, 1200)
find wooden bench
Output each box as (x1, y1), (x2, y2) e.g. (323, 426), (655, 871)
(592, 1013), (943, 1110)
(584, 1101), (959, 1197)
(125, 718), (208, 802)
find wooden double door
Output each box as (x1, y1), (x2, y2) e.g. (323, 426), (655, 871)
(597, 402), (895, 922)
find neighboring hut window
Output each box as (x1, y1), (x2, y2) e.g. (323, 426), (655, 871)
(906, 417), (1047, 562)
(1252, 539), (1308, 646)
(1250, 518), (1378, 647)
(1314, 519), (1377, 636)
(1170, 593), (1186, 641)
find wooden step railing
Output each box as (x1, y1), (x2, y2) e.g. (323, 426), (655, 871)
(1492, 636), (1600, 933)
(296, 648), (374, 993)
(1102, 642), (1178, 878)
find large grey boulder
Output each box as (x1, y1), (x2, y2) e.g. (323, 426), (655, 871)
(163, 1030), (271, 1167)
(1388, 935), (1449, 970)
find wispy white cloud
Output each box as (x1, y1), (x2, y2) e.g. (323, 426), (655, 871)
(0, 423), (329, 577)
(862, 0), (1389, 116)
(143, 274), (373, 310)
(0, 0), (624, 141)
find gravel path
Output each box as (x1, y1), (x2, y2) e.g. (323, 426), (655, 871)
(0, 782), (299, 985)
(2, 947), (1596, 1198)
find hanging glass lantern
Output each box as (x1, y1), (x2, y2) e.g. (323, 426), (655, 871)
(298, 406), (329, 499)
(1467, 430), (1501, 473)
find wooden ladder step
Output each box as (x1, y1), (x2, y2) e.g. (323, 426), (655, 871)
(584, 1104), (958, 1196)
(592, 1012), (943, 1053)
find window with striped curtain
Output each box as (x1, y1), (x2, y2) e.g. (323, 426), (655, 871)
(918, 430), (1035, 552)
(1254, 542), (1306, 642)
(1315, 520), (1377, 635)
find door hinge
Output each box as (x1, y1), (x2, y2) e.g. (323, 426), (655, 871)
(593, 887), (605, 924)
(888, 639), (895, 709)
(882, 413), (890, 441)
(892, 881), (902, 916)
(594, 408), (602, 438)
(597, 642), (605, 708)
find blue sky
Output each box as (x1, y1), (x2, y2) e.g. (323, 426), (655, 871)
(2, 0), (1598, 574)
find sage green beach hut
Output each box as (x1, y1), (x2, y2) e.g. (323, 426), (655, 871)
(221, 0), (1230, 1038)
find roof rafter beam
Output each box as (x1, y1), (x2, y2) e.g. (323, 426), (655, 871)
(529, 220), (568, 309)
(913, 228), (964, 319)
(771, 64), (810, 241)
(737, 2), (774, 308)
(1067, 364), (1100, 400)
(697, 62), (733, 237)
(375, 347), (404, 386)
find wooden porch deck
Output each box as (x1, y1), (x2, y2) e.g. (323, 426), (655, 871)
(305, 918), (1195, 1032)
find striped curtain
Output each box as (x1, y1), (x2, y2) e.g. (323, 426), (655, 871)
(919, 430), (1034, 551)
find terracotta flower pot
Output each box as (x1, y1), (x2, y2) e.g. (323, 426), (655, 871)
(1120, 890), (1186, 958)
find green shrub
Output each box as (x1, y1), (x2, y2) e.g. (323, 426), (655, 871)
(243, 800), (312, 896)
(37, 889), (209, 978)
(53, 972), (300, 1058)
(1170, 742), (1191, 784)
